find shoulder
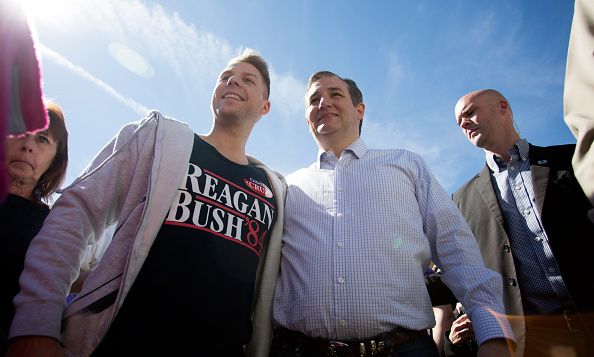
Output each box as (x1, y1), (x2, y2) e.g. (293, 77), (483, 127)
(246, 155), (275, 175)
(452, 168), (485, 202)
(364, 148), (428, 169)
(2, 193), (50, 216)
(247, 157), (287, 188)
(286, 166), (315, 184)
(361, 148), (441, 187)
(529, 144), (575, 169)
(367, 147), (423, 159)
(113, 111), (192, 148)
(136, 110), (190, 131)
(530, 143), (574, 158)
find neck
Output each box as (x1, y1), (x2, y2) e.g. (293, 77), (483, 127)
(201, 125), (251, 165)
(317, 135), (359, 158)
(485, 133), (521, 162)
(8, 180), (35, 201)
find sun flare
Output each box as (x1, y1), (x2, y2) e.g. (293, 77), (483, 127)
(19, 0), (81, 28)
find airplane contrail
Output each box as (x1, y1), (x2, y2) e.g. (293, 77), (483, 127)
(38, 44), (149, 115)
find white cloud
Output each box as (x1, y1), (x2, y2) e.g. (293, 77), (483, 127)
(36, 0), (234, 84)
(469, 10), (496, 45)
(110, 2), (233, 81)
(388, 51), (404, 81)
(270, 71), (306, 120)
(39, 44), (149, 115)
(364, 118), (440, 160)
(34, 0), (305, 130)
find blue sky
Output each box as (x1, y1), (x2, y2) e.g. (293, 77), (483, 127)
(22, 0), (576, 194)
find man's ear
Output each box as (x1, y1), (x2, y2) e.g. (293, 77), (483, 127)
(357, 102), (365, 120)
(260, 99), (271, 115)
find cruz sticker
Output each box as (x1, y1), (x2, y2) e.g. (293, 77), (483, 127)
(244, 178), (273, 198)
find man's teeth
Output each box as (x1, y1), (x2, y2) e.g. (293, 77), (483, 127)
(224, 94), (242, 100)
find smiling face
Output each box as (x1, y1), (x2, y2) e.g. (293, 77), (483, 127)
(305, 75), (364, 152)
(211, 61), (270, 124)
(5, 129), (58, 199)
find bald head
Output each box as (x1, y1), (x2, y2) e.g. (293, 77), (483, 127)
(455, 89), (507, 117)
(454, 89), (519, 157)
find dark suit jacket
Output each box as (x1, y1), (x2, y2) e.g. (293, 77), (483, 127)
(452, 144), (594, 355)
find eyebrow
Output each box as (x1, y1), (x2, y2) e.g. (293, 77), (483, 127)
(308, 86), (345, 101)
(36, 129), (56, 142)
(459, 104), (475, 117)
(327, 86), (344, 93)
(220, 70), (258, 79)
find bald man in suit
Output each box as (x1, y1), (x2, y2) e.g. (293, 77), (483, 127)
(451, 89), (594, 357)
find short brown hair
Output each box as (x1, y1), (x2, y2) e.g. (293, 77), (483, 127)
(227, 48), (270, 99)
(35, 101), (69, 203)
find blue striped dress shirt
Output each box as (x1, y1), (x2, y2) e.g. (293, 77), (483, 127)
(486, 138), (571, 315)
(272, 138), (514, 346)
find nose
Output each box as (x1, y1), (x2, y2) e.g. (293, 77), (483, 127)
(318, 96), (330, 109)
(459, 117), (472, 129)
(226, 75), (240, 87)
(20, 135), (35, 152)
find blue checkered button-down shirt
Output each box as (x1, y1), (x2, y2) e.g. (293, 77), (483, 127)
(486, 138), (571, 315)
(273, 138), (514, 346)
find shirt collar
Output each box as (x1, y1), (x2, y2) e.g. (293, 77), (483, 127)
(485, 138), (529, 173)
(315, 137), (368, 168)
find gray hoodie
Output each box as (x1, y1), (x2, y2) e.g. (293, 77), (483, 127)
(10, 111), (286, 356)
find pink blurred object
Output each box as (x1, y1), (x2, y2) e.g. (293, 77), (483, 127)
(0, 1), (48, 203)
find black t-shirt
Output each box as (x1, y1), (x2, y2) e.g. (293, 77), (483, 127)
(0, 194), (50, 354)
(95, 135), (277, 356)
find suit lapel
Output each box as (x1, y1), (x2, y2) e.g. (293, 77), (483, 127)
(529, 146), (549, 216)
(475, 165), (506, 228)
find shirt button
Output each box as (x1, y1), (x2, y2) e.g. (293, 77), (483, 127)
(337, 187), (343, 192)
(337, 212), (343, 218)
(510, 166), (516, 171)
(508, 277), (517, 286)
(337, 242), (344, 248)
(338, 277), (345, 284)
(503, 244), (511, 252)
(514, 185), (522, 191)
(549, 267), (556, 273)
(523, 208), (531, 216)
(339, 319), (347, 326)
(535, 236), (543, 242)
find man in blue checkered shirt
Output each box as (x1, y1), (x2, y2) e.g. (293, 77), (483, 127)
(271, 73), (515, 357)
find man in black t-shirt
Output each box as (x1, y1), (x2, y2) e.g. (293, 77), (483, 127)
(94, 135), (278, 356)
(7, 50), (285, 357)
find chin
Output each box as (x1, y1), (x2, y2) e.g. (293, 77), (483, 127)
(315, 124), (335, 135)
(315, 130), (335, 138)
